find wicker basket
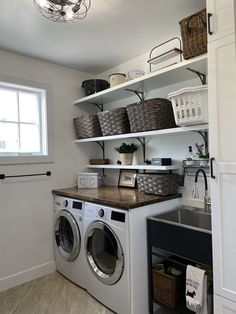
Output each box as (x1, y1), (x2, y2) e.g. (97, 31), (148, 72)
(136, 173), (178, 196)
(126, 98), (176, 133)
(179, 8), (207, 60)
(98, 107), (130, 136)
(152, 268), (180, 308)
(73, 115), (102, 139)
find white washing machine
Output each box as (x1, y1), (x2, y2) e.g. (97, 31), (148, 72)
(84, 202), (130, 314)
(54, 195), (86, 289)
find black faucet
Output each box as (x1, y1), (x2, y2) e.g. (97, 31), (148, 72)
(193, 169), (211, 213)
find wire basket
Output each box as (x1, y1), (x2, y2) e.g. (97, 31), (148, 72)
(126, 98), (176, 133)
(136, 173), (178, 196)
(73, 114), (102, 139)
(168, 85), (208, 126)
(98, 107), (130, 136)
(179, 8), (207, 60)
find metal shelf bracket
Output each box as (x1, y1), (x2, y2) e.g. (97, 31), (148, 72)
(95, 141), (105, 159)
(136, 137), (146, 162)
(125, 89), (144, 102)
(86, 102), (104, 111)
(196, 130), (209, 156)
(186, 68), (207, 85)
(95, 141), (105, 177)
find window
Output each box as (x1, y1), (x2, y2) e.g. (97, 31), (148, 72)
(0, 81), (47, 157)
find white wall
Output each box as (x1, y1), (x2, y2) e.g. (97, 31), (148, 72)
(0, 50), (94, 292)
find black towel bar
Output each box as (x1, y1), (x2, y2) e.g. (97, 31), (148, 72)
(0, 171), (51, 180)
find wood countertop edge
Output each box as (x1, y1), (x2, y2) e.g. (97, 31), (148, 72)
(52, 187), (182, 210)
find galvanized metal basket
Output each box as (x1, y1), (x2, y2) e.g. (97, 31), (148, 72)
(73, 114), (102, 139)
(126, 98), (176, 133)
(98, 107), (130, 136)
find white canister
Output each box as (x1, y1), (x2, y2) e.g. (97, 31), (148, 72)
(109, 73), (126, 87)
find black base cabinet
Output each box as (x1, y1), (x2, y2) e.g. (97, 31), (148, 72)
(147, 217), (213, 314)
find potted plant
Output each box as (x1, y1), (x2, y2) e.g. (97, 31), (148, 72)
(195, 143), (209, 166)
(114, 143), (138, 165)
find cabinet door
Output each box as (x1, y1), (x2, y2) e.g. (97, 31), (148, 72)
(207, 0), (235, 42)
(208, 34), (236, 302)
(215, 295), (236, 313)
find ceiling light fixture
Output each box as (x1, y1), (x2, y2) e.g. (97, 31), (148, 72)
(33, 0), (91, 23)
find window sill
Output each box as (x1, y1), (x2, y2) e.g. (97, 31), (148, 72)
(0, 155), (54, 165)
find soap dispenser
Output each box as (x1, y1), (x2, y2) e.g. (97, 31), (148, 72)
(186, 146), (194, 166)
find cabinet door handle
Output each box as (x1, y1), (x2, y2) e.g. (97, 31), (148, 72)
(210, 157), (216, 179)
(208, 13), (213, 35)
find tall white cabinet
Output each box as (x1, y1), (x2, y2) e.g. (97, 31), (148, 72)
(207, 0), (236, 312)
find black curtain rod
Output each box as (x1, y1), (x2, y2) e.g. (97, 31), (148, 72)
(0, 171), (51, 180)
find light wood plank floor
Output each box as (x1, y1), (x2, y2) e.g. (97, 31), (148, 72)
(0, 272), (114, 314)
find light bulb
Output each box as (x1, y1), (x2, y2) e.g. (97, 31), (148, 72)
(38, 0), (48, 6)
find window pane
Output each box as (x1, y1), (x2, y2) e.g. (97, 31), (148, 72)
(0, 122), (18, 153)
(19, 92), (39, 124)
(0, 89), (18, 121)
(20, 124), (40, 153)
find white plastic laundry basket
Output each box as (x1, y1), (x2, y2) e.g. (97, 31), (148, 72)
(167, 85), (208, 126)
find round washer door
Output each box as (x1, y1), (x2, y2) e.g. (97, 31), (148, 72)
(54, 210), (81, 262)
(85, 221), (124, 285)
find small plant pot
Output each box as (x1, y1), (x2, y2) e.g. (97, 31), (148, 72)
(120, 153), (133, 165)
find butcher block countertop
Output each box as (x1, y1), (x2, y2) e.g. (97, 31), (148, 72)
(52, 186), (181, 210)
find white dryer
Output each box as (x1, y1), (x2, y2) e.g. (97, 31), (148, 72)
(54, 195), (86, 289)
(84, 202), (130, 314)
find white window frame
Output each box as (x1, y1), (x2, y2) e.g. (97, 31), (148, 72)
(0, 74), (53, 165)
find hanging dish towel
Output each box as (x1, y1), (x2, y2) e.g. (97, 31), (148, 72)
(186, 265), (208, 313)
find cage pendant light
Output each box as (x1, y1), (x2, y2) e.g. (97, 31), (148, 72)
(33, 0), (91, 23)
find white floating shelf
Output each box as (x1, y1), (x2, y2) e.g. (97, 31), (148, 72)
(75, 124), (208, 143)
(73, 54), (207, 106)
(86, 165), (179, 170)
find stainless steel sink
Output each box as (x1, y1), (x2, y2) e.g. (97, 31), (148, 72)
(151, 206), (211, 233)
(147, 206), (212, 266)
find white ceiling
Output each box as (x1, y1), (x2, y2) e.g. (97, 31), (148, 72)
(0, 0), (205, 74)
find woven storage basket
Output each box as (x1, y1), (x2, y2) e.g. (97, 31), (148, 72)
(152, 268), (180, 309)
(98, 107), (130, 136)
(126, 98), (176, 133)
(136, 173), (178, 196)
(179, 8), (207, 60)
(73, 115), (102, 139)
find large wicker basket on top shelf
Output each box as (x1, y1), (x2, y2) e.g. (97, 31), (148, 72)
(126, 98), (176, 133)
(179, 8), (207, 60)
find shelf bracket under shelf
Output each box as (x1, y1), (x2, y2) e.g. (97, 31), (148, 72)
(196, 130), (209, 156)
(186, 68), (207, 85)
(136, 137), (146, 162)
(86, 102), (104, 111)
(125, 89), (144, 102)
(95, 141), (105, 177)
(95, 141), (105, 159)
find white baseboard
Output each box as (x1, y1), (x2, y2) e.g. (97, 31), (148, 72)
(0, 261), (56, 293)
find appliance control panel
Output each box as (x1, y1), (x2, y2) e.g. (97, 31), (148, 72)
(54, 196), (83, 212)
(84, 202), (128, 228)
